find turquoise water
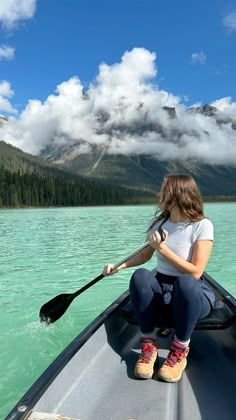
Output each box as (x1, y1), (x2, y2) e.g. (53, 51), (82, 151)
(0, 204), (236, 418)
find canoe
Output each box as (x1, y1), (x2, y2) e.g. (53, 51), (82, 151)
(6, 272), (236, 420)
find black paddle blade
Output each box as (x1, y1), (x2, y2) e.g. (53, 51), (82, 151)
(39, 293), (75, 324)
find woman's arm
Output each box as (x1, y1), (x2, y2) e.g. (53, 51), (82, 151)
(103, 243), (155, 275)
(148, 230), (213, 279)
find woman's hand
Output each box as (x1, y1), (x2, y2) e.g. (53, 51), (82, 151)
(148, 229), (168, 250)
(103, 264), (119, 276)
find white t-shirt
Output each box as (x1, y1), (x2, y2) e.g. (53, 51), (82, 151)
(147, 218), (214, 276)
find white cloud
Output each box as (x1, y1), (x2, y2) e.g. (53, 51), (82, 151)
(0, 47), (236, 165)
(0, 80), (17, 113)
(223, 12), (236, 32)
(211, 97), (236, 119)
(191, 51), (207, 64)
(0, 0), (37, 29)
(0, 44), (15, 60)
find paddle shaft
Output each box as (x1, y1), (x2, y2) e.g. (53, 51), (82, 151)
(39, 241), (151, 323)
(72, 240), (150, 298)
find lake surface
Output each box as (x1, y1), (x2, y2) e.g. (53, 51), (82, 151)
(1, 203), (236, 418)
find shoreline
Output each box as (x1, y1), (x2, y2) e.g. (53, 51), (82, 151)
(1, 196), (236, 210)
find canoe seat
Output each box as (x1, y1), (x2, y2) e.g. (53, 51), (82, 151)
(120, 296), (236, 330)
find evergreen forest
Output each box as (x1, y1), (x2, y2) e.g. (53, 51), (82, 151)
(1, 140), (236, 207)
(0, 167), (153, 207)
(0, 141), (152, 207)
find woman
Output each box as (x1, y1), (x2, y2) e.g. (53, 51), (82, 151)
(103, 174), (215, 383)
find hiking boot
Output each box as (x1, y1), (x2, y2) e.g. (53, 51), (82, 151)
(134, 338), (158, 379)
(158, 341), (189, 382)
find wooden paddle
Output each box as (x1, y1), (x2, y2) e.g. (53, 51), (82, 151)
(39, 241), (150, 324)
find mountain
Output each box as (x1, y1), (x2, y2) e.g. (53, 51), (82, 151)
(40, 99), (236, 199)
(41, 140), (236, 196)
(0, 141), (151, 207)
(1, 103), (236, 202)
(0, 139), (68, 176)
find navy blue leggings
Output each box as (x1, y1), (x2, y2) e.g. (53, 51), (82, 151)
(129, 268), (211, 341)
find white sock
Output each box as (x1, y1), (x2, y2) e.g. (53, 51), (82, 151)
(174, 335), (190, 347)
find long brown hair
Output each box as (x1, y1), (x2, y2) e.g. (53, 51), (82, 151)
(155, 174), (204, 222)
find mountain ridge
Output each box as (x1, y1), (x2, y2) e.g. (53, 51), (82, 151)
(38, 102), (236, 196)
(0, 140), (153, 207)
(40, 143), (236, 197)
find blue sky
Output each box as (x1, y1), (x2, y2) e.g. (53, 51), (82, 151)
(0, 0), (236, 112)
(0, 0), (236, 165)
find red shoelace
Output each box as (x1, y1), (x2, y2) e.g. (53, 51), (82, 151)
(165, 346), (186, 367)
(140, 343), (156, 364)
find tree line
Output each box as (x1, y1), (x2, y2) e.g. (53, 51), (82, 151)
(0, 167), (152, 208)
(2, 140), (234, 207)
